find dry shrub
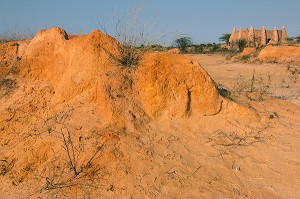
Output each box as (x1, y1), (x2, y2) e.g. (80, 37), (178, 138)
(98, 7), (177, 68)
(0, 28), (33, 43)
(233, 70), (271, 100)
(284, 65), (300, 83)
(205, 121), (272, 157)
(0, 159), (14, 176)
(18, 107), (112, 197)
(0, 78), (17, 97)
(96, 8), (147, 68)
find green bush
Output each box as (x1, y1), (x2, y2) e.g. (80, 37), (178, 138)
(219, 33), (231, 45)
(173, 37), (193, 53)
(240, 54), (251, 60)
(237, 39), (247, 52)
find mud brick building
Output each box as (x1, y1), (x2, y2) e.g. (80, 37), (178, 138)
(229, 26), (287, 49)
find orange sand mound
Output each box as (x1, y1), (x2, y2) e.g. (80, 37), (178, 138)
(230, 47), (256, 61)
(258, 45), (300, 65)
(3, 27), (295, 198)
(16, 27), (227, 122)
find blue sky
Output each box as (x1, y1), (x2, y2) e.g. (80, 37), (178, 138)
(1, 0), (299, 44)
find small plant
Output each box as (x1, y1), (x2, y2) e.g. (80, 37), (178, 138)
(2, 106), (112, 197)
(211, 43), (221, 53)
(240, 54), (251, 61)
(205, 121), (271, 157)
(41, 109), (106, 179)
(233, 70), (271, 100)
(98, 8), (155, 68)
(237, 39), (247, 52)
(252, 46), (264, 58)
(285, 65), (300, 83)
(104, 44), (142, 68)
(0, 78), (17, 97)
(0, 160), (8, 176)
(224, 49), (240, 60)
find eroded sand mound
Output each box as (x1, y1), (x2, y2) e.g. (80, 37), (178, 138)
(230, 47), (256, 61)
(18, 27), (223, 122)
(3, 28), (293, 198)
(258, 45), (300, 65)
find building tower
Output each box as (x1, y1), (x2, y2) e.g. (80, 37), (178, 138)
(238, 27), (243, 40)
(271, 27), (279, 44)
(229, 27), (236, 48)
(261, 26), (267, 45)
(281, 26), (288, 43)
(248, 26), (255, 47)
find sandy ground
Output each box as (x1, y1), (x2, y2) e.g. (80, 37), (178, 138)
(1, 29), (300, 198)
(187, 54), (300, 198)
(189, 54), (300, 106)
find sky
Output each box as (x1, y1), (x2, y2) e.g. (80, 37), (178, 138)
(0, 0), (299, 44)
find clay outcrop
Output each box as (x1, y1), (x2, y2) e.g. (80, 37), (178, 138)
(258, 45), (300, 65)
(11, 27), (224, 125)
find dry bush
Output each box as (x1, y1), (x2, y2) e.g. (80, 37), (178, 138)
(97, 8), (148, 68)
(0, 159), (15, 176)
(0, 29), (33, 43)
(205, 121), (271, 157)
(103, 44), (143, 68)
(283, 65), (300, 83)
(268, 65), (300, 100)
(8, 107), (112, 197)
(233, 70), (271, 100)
(231, 65), (300, 101)
(42, 111), (104, 179)
(98, 7), (177, 68)
(0, 78), (17, 97)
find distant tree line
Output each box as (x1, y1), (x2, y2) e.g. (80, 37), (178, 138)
(287, 36), (300, 43)
(171, 34), (233, 54)
(170, 33), (300, 55)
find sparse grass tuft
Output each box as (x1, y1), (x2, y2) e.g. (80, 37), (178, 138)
(205, 121), (271, 158)
(97, 8), (149, 68)
(118, 47), (141, 67)
(0, 29), (33, 43)
(240, 54), (251, 60)
(0, 78), (17, 97)
(233, 70), (271, 101)
(104, 44), (143, 68)
(285, 65), (300, 83)
(0, 159), (14, 176)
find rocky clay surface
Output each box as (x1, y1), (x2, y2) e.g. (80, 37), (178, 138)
(0, 28), (299, 198)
